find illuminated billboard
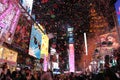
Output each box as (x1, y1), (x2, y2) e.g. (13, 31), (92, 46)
(20, 0), (33, 15)
(0, 0), (21, 44)
(0, 46), (18, 64)
(3, 47), (18, 63)
(29, 25), (42, 59)
(0, 46), (3, 59)
(115, 0), (120, 26)
(12, 15), (32, 52)
(41, 34), (49, 57)
(69, 44), (75, 72)
(69, 37), (74, 44)
(67, 27), (73, 32)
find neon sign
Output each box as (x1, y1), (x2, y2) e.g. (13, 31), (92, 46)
(115, 0), (120, 26)
(69, 44), (75, 72)
(0, 0), (21, 44)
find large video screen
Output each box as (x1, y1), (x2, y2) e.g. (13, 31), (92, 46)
(29, 24), (42, 59)
(69, 37), (74, 44)
(12, 15), (31, 52)
(0, 0), (21, 44)
(41, 34), (49, 57)
(3, 47), (18, 63)
(69, 44), (75, 72)
(115, 0), (120, 26)
(0, 46), (18, 64)
(67, 27), (73, 32)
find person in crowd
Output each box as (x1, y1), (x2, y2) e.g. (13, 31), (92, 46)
(41, 71), (53, 80)
(111, 54), (120, 79)
(32, 71), (40, 80)
(0, 67), (6, 80)
(0, 62), (9, 80)
(6, 69), (12, 80)
(103, 55), (119, 80)
(104, 55), (110, 69)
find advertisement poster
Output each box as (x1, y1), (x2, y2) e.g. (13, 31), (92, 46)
(0, 46), (3, 59)
(115, 0), (120, 26)
(0, 0), (21, 44)
(29, 25), (42, 59)
(7, 50), (18, 62)
(3, 48), (18, 62)
(20, 0), (33, 15)
(41, 34), (49, 57)
(94, 32), (119, 60)
(12, 15), (31, 52)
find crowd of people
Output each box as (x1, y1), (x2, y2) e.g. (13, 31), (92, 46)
(0, 53), (120, 80)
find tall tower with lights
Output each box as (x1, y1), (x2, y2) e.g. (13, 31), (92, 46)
(67, 24), (75, 72)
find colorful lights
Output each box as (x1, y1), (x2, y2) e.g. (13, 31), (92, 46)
(29, 24), (42, 59)
(84, 33), (88, 55)
(41, 34), (49, 57)
(43, 55), (48, 71)
(69, 44), (75, 72)
(0, 0), (21, 44)
(115, 0), (120, 26)
(10, 9), (21, 33)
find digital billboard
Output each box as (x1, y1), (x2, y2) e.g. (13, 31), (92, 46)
(69, 37), (74, 44)
(3, 47), (18, 63)
(0, 46), (3, 59)
(69, 44), (75, 72)
(12, 15), (32, 52)
(0, 0), (21, 44)
(20, 0), (33, 15)
(0, 46), (18, 65)
(41, 34), (49, 57)
(115, 0), (120, 26)
(67, 27), (73, 32)
(29, 25), (42, 59)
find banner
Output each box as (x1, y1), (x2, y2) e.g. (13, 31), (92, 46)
(0, 0), (21, 44)
(115, 0), (120, 26)
(41, 34), (49, 57)
(29, 25), (42, 59)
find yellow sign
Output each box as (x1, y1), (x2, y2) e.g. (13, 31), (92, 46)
(3, 48), (18, 62)
(41, 35), (49, 56)
(0, 46), (3, 58)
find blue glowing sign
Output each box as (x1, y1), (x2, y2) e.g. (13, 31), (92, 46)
(115, 0), (120, 26)
(29, 25), (42, 59)
(69, 37), (74, 44)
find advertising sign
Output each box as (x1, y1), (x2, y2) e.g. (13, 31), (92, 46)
(0, 0), (21, 44)
(41, 34), (49, 57)
(29, 25), (42, 59)
(69, 44), (75, 72)
(20, 0), (33, 15)
(12, 15), (32, 52)
(0, 46), (3, 59)
(115, 0), (120, 26)
(3, 48), (18, 62)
